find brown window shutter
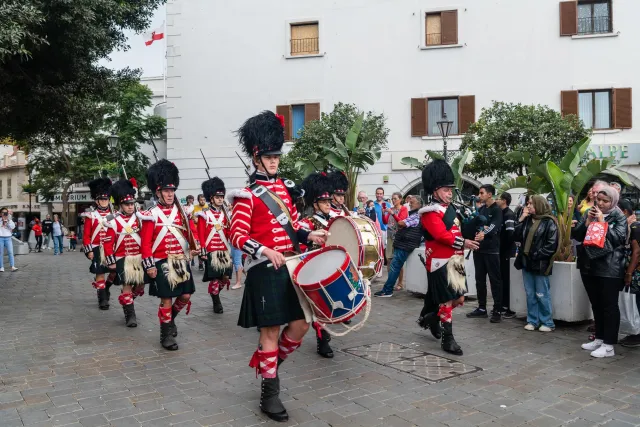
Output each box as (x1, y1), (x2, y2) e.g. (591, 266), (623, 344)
(304, 103), (321, 123)
(458, 95), (475, 134)
(559, 1), (578, 36)
(276, 105), (292, 141)
(411, 98), (428, 137)
(560, 91), (579, 117)
(613, 88), (632, 129)
(440, 10), (458, 45)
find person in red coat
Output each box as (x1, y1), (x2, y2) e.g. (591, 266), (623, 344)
(82, 177), (114, 310)
(229, 111), (326, 422)
(104, 179), (144, 328)
(417, 159), (482, 356)
(138, 160), (200, 351)
(196, 177), (232, 314)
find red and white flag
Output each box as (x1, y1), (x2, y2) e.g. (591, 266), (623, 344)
(144, 23), (165, 46)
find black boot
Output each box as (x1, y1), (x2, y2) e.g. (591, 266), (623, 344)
(417, 312), (442, 340)
(98, 289), (109, 310)
(170, 308), (179, 337)
(104, 284), (111, 309)
(260, 376), (288, 422)
(211, 294), (223, 314)
(317, 329), (334, 358)
(441, 322), (463, 356)
(123, 304), (138, 328)
(160, 322), (178, 351)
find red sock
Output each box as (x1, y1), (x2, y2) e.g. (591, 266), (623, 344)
(438, 305), (453, 323)
(92, 280), (106, 290)
(133, 287), (145, 297)
(173, 297), (191, 315)
(158, 306), (172, 324)
(249, 349), (278, 379)
(278, 331), (302, 361)
(118, 292), (134, 306)
(208, 280), (220, 295)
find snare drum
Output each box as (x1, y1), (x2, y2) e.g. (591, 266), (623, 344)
(292, 245), (368, 324)
(326, 216), (382, 280)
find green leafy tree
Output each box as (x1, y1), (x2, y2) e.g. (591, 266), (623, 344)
(460, 101), (591, 179)
(401, 150), (470, 191)
(279, 102), (389, 184)
(0, 0), (165, 140)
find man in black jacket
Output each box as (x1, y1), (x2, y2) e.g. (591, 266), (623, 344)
(41, 214), (53, 250)
(497, 192), (516, 318)
(468, 184), (504, 323)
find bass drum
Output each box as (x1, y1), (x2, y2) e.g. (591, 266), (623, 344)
(326, 216), (382, 280)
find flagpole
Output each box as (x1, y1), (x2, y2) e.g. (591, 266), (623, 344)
(163, 19), (167, 104)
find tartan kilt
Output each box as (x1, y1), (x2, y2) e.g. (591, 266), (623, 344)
(89, 246), (110, 275)
(426, 264), (466, 305)
(237, 261), (306, 328)
(202, 251), (233, 282)
(148, 259), (196, 298)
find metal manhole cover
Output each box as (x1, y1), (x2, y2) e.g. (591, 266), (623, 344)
(344, 341), (481, 382)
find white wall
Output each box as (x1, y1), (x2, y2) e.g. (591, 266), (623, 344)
(166, 0), (640, 198)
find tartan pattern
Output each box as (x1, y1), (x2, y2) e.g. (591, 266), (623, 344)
(173, 297), (191, 315)
(118, 292), (134, 306)
(89, 247), (110, 275)
(249, 349), (278, 379)
(158, 306), (172, 324)
(92, 280), (106, 290)
(426, 267), (465, 306)
(278, 331), (302, 361)
(148, 260), (196, 298)
(237, 262), (305, 328)
(208, 280), (221, 295)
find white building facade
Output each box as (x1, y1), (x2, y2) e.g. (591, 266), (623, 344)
(165, 0), (638, 201)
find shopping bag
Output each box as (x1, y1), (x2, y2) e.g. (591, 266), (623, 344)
(583, 221), (608, 248)
(619, 288), (640, 336)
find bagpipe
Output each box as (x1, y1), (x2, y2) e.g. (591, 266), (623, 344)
(451, 189), (488, 249)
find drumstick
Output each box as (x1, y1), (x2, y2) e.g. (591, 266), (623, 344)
(267, 248), (324, 268)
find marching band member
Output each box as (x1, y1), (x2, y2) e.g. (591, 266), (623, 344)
(196, 177), (232, 314)
(83, 177), (114, 310)
(103, 179), (144, 328)
(229, 111), (326, 422)
(138, 160), (200, 351)
(417, 159), (481, 356)
(299, 172), (335, 359)
(328, 170), (351, 217)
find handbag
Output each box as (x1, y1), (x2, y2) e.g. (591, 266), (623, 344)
(619, 288), (640, 335)
(584, 221), (608, 248)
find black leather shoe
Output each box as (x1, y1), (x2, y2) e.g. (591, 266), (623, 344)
(211, 294), (223, 314)
(260, 377), (288, 422)
(441, 322), (463, 356)
(317, 330), (334, 358)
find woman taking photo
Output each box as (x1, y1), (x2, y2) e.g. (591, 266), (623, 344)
(572, 186), (627, 358)
(383, 192), (408, 290)
(514, 196), (559, 332)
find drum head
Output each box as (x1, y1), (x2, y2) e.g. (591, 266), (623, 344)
(296, 248), (347, 285)
(326, 218), (360, 265)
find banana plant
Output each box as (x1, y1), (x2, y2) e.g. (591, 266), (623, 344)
(499, 137), (631, 261)
(294, 112), (381, 208)
(401, 150), (470, 190)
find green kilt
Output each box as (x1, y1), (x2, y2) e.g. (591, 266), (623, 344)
(149, 258), (196, 298)
(237, 261), (305, 328)
(202, 251), (233, 282)
(426, 265), (466, 305)
(89, 247), (110, 275)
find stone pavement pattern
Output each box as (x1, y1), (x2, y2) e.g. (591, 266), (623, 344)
(1, 251), (640, 427)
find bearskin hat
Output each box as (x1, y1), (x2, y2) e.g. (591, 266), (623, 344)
(301, 172), (333, 207)
(147, 159), (179, 192)
(202, 177), (226, 201)
(110, 179), (136, 204)
(422, 159), (455, 195)
(88, 178), (112, 200)
(328, 170), (349, 195)
(237, 111), (285, 158)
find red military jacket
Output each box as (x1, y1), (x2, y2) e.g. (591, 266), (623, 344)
(82, 207), (113, 254)
(103, 213), (142, 263)
(420, 202), (465, 273)
(229, 173), (304, 258)
(138, 203), (199, 267)
(195, 207), (230, 253)
(298, 211), (332, 252)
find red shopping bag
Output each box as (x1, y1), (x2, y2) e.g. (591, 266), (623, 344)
(584, 221), (608, 248)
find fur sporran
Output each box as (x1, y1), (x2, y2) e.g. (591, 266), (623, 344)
(447, 255), (466, 294)
(124, 255), (144, 286)
(167, 254), (190, 289)
(99, 246), (107, 266)
(210, 250), (232, 270)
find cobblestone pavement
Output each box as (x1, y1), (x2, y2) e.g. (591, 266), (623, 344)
(2, 251), (640, 427)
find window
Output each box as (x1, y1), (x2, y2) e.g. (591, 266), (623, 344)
(276, 103), (321, 141)
(7, 178), (11, 198)
(579, 90), (611, 129)
(424, 11), (458, 46)
(411, 96), (475, 137)
(428, 99), (459, 136)
(290, 23), (319, 56)
(578, 1), (611, 34)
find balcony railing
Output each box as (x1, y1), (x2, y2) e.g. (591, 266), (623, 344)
(578, 15), (611, 34)
(426, 32), (442, 46)
(290, 38), (319, 55)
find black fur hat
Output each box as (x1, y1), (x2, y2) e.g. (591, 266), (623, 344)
(110, 179), (136, 204)
(147, 159), (180, 192)
(202, 177), (226, 201)
(88, 178), (112, 200)
(237, 111), (285, 158)
(301, 172), (333, 207)
(328, 170), (349, 195)
(422, 159), (455, 195)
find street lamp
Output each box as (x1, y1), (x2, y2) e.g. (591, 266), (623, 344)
(437, 112), (454, 162)
(107, 133), (121, 178)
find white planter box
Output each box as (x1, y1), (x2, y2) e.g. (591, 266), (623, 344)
(510, 260), (593, 322)
(405, 245), (477, 297)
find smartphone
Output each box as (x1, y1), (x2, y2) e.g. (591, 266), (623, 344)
(358, 201), (364, 209)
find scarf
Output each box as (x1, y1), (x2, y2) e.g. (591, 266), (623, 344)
(523, 196), (560, 274)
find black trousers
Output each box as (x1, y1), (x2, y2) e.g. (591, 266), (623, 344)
(581, 273), (622, 345)
(35, 236), (42, 251)
(500, 255), (511, 310)
(473, 252), (503, 312)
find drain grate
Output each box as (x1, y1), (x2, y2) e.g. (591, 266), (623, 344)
(343, 341), (482, 382)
